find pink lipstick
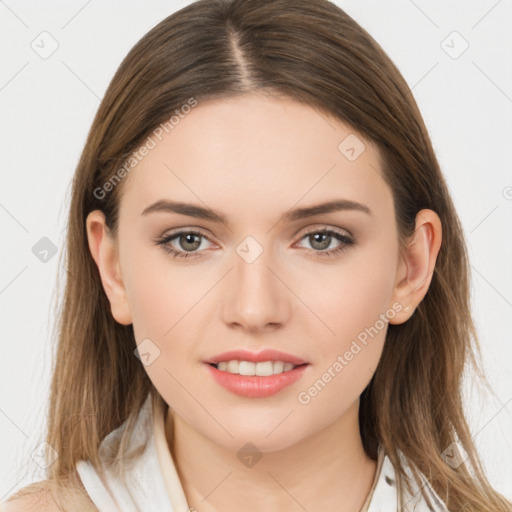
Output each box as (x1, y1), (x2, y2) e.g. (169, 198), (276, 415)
(204, 349), (310, 398)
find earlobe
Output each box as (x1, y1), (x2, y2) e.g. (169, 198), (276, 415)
(85, 210), (133, 325)
(389, 209), (442, 325)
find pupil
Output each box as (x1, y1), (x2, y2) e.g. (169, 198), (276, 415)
(182, 233), (200, 251)
(311, 233), (330, 250)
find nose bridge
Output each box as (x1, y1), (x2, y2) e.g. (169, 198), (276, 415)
(222, 235), (289, 330)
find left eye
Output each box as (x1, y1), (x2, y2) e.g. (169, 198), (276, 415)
(154, 228), (355, 259)
(295, 229), (355, 257)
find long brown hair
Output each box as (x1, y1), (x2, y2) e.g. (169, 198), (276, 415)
(6, 0), (511, 510)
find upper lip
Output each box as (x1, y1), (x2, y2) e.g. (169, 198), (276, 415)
(204, 349), (309, 366)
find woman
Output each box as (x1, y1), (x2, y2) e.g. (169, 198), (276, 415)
(3, 0), (511, 510)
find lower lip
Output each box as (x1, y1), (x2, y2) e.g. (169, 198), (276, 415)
(205, 363), (309, 398)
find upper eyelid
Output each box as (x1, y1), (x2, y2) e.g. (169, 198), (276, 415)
(300, 225), (353, 239)
(159, 226), (354, 250)
(161, 224), (353, 240)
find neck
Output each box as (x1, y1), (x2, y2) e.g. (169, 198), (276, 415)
(165, 400), (378, 512)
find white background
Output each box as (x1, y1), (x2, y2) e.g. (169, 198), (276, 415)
(1, 0), (511, 502)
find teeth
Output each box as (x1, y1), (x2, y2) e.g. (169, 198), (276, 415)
(215, 360), (298, 376)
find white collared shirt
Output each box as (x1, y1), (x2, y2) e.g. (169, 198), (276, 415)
(76, 393), (448, 512)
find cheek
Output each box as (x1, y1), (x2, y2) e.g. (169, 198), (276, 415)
(123, 257), (210, 399)
(299, 237), (398, 344)
(125, 265), (174, 341)
(122, 250), (215, 386)
(293, 239), (398, 407)
(123, 242), (208, 338)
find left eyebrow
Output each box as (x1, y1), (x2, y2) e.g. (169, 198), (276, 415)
(140, 198), (372, 225)
(282, 199), (372, 222)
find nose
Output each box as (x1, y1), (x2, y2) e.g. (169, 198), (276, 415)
(221, 244), (290, 333)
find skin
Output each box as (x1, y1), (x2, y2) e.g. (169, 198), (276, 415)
(86, 92), (442, 512)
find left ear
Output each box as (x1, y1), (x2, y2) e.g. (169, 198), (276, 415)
(389, 209), (442, 325)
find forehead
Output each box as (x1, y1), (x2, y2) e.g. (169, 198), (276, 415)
(118, 93), (393, 227)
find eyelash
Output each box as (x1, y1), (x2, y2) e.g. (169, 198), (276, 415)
(153, 228), (355, 260)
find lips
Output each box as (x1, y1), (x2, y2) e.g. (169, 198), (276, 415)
(205, 362), (309, 398)
(204, 348), (309, 366)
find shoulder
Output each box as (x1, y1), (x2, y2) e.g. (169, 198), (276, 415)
(1, 480), (99, 512)
(1, 487), (60, 512)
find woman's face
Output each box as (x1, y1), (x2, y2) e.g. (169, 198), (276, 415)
(91, 93), (411, 452)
